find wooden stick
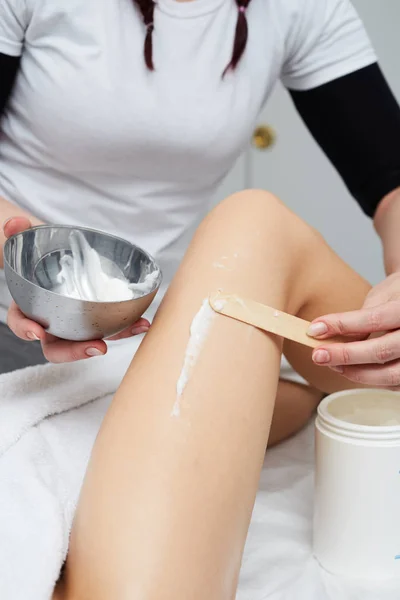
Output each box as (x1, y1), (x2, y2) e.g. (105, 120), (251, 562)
(209, 292), (336, 349)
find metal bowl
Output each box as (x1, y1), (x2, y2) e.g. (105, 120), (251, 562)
(4, 225), (162, 341)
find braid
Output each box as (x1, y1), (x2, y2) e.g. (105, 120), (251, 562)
(133, 0), (251, 76)
(133, 0), (156, 71)
(223, 0), (251, 77)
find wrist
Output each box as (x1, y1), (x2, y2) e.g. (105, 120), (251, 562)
(374, 188), (400, 275)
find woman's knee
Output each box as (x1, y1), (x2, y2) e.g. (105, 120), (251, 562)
(210, 189), (317, 244)
(213, 189), (286, 227)
(204, 189), (321, 267)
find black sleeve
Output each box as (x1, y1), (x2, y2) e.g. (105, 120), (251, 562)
(0, 52), (20, 118)
(289, 63), (400, 217)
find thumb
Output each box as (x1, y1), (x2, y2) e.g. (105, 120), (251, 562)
(307, 302), (400, 339)
(3, 216), (33, 239)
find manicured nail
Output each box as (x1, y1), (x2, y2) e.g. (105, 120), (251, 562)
(86, 347), (104, 357)
(313, 349), (331, 364)
(307, 322), (328, 337)
(132, 325), (150, 335)
(26, 331), (40, 341)
(331, 366), (344, 374)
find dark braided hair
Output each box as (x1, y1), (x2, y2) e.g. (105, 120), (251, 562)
(133, 0), (156, 71)
(223, 0), (251, 77)
(133, 0), (251, 76)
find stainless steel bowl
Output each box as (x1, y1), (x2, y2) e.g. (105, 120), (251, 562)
(4, 225), (162, 341)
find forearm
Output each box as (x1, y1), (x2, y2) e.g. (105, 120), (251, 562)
(0, 195), (42, 268)
(374, 188), (400, 275)
(0, 53), (34, 267)
(290, 64), (400, 222)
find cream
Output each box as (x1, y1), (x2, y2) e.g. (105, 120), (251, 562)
(172, 298), (215, 417)
(212, 298), (227, 312)
(55, 230), (159, 302)
(212, 253), (236, 271)
(339, 407), (400, 427)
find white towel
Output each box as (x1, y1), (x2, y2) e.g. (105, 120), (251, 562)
(0, 343), (398, 600)
(0, 341), (135, 600)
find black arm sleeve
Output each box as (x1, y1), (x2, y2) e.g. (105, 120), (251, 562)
(289, 63), (400, 217)
(0, 52), (20, 118)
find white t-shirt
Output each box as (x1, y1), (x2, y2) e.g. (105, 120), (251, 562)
(0, 0), (376, 322)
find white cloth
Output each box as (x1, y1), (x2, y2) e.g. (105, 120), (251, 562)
(0, 343), (134, 600)
(0, 352), (398, 600)
(0, 0), (376, 318)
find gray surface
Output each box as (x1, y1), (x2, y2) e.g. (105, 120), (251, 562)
(0, 322), (47, 374)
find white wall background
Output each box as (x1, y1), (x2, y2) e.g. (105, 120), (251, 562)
(215, 0), (400, 285)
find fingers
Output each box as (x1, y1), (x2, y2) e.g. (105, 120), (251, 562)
(3, 216), (33, 238)
(312, 330), (400, 387)
(43, 318), (152, 360)
(312, 330), (400, 368)
(106, 318), (150, 341)
(307, 301), (400, 339)
(327, 362), (400, 389)
(8, 301), (107, 363)
(7, 301), (46, 341)
(41, 335), (107, 364)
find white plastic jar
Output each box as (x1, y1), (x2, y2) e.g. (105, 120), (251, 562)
(314, 388), (400, 580)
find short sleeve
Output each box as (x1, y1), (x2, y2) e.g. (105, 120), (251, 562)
(281, 0), (377, 91)
(0, 0), (29, 57)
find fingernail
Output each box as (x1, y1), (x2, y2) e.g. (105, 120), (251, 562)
(26, 332), (40, 341)
(312, 349), (331, 364)
(307, 322), (328, 337)
(132, 325), (150, 335)
(3, 217), (12, 227)
(86, 347), (104, 357)
(331, 366), (344, 374)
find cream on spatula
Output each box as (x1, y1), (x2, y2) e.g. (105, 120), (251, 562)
(209, 292), (338, 348)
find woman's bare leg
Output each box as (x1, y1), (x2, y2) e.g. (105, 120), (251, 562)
(56, 191), (370, 600)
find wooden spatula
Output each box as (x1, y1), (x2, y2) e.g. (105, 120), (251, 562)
(209, 292), (331, 349)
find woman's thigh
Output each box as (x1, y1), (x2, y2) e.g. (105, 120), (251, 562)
(0, 322), (47, 374)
